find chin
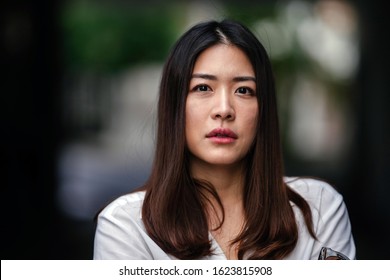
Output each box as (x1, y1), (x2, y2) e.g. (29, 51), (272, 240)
(203, 156), (244, 167)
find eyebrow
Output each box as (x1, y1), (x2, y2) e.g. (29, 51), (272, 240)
(191, 73), (256, 82)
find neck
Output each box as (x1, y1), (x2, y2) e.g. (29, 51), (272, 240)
(189, 159), (245, 203)
(189, 159), (246, 260)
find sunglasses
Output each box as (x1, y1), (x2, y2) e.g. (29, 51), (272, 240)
(318, 247), (350, 260)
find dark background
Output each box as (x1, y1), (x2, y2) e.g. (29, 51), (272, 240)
(2, 0), (389, 259)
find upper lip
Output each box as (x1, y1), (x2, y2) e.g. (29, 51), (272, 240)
(206, 128), (238, 138)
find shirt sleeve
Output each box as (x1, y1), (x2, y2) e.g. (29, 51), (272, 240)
(311, 182), (356, 260)
(93, 199), (154, 260)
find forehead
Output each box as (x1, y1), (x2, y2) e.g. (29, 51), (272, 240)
(192, 44), (254, 76)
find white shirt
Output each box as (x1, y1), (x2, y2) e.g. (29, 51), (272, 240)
(93, 177), (356, 260)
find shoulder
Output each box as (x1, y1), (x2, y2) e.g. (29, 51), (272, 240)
(98, 191), (146, 223)
(284, 177), (344, 214)
(285, 176), (342, 200)
(94, 190), (169, 259)
(284, 177), (356, 259)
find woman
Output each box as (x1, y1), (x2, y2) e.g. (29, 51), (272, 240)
(93, 19), (356, 260)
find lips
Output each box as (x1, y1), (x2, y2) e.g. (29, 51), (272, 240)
(206, 128), (238, 141)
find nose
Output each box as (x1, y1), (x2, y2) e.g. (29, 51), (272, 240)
(211, 91), (235, 121)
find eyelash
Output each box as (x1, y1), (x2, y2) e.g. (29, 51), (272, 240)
(192, 84), (211, 92)
(236, 87), (255, 95)
(191, 84), (255, 95)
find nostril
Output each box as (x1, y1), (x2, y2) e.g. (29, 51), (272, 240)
(214, 113), (233, 120)
(213, 110), (235, 120)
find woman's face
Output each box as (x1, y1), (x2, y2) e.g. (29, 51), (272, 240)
(185, 44), (259, 169)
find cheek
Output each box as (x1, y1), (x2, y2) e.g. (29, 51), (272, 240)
(185, 102), (201, 145)
(185, 104), (196, 134)
(185, 99), (208, 129)
(244, 108), (259, 141)
(249, 112), (259, 130)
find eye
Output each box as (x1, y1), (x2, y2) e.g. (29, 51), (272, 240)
(235, 87), (255, 95)
(192, 84), (211, 92)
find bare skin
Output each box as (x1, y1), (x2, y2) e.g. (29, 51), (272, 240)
(186, 44), (258, 259)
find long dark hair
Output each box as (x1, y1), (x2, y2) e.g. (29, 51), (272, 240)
(141, 19), (315, 259)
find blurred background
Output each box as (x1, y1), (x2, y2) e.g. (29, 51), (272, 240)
(2, 0), (389, 259)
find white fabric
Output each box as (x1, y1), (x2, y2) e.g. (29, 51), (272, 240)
(93, 177), (356, 260)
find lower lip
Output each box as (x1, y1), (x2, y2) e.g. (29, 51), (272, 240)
(207, 136), (236, 144)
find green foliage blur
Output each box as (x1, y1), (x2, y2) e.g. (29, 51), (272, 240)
(61, 1), (282, 74)
(62, 1), (181, 73)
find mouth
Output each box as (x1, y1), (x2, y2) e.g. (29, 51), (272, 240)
(206, 128), (238, 143)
